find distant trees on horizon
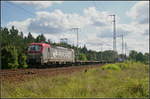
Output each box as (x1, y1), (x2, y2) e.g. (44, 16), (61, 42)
(0, 26), (149, 69)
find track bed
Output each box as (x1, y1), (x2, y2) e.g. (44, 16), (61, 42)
(0, 64), (104, 83)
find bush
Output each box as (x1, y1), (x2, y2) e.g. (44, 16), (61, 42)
(102, 62), (130, 71)
(101, 64), (121, 70)
(1, 45), (19, 69)
(78, 53), (87, 61)
(115, 63), (128, 69)
(19, 53), (28, 68)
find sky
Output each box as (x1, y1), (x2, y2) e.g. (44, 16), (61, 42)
(1, 1), (149, 54)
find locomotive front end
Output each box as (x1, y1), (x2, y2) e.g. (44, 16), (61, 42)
(27, 43), (43, 64)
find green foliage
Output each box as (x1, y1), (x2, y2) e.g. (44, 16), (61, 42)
(115, 63), (128, 69)
(143, 53), (149, 64)
(1, 45), (19, 69)
(101, 61), (148, 72)
(129, 50), (138, 61)
(128, 50), (149, 64)
(102, 64), (121, 70)
(1, 62), (149, 98)
(36, 34), (46, 43)
(26, 32), (35, 43)
(102, 61), (143, 70)
(115, 78), (149, 98)
(127, 79), (149, 97)
(1, 26), (28, 69)
(102, 50), (118, 62)
(19, 53), (28, 68)
(78, 53), (87, 61)
(136, 52), (145, 62)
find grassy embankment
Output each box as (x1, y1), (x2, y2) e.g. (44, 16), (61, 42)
(1, 61), (149, 98)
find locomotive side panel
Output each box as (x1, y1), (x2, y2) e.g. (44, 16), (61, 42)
(71, 49), (75, 62)
(42, 47), (51, 64)
(49, 47), (74, 62)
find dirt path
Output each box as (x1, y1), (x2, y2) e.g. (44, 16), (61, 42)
(0, 64), (104, 83)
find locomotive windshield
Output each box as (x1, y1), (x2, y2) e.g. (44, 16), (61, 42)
(28, 45), (42, 51)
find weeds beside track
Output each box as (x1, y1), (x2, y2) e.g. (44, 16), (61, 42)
(1, 62), (149, 98)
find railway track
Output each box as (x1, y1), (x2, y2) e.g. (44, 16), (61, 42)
(28, 61), (109, 68)
(0, 64), (105, 83)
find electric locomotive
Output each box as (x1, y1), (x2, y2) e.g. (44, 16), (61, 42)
(27, 43), (75, 65)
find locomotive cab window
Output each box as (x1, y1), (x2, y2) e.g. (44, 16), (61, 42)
(28, 45), (42, 51)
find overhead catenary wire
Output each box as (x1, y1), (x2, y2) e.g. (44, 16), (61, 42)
(5, 1), (35, 17)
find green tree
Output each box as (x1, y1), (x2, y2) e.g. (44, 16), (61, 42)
(136, 52), (145, 62)
(27, 32), (35, 43)
(102, 50), (118, 62)
(81, 44), (88, 54)
(78, 53), (87, 61)
(129, 50), (138, 61)
(36, 34), (46, 43)
(144, 53), (149, 64)
(0, 27), (10, 46)
(128, 50), (149, 63)
(10, 26), (18, 36)
(19, 53), (28, 68)
(1, 45), (19, 69)
(20, 32), (24, 39)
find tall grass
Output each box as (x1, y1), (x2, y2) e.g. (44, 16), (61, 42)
(1, 61), (149, 98)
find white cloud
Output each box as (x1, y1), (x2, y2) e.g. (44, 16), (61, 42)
(7, 7), (111, 35)
(10, 1), (63, 9)
(126, 1), (149, 24)
(95, 23), (132, 39)
(82, 33), (113, 51)
(7, 18), (31, 35)
(91, 1), (149, 53)
(123, 1), (149, 53)
(83, 7), (111, 27)
(27, 9), (90, 34)
(6, 5), (149, 53)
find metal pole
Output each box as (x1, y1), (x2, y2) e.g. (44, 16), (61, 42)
(77, 28), (78, 50)
(109, 14), (117, 62)
(72, 28), (79, 61)
(125, 42), (127, 57)
(77, 28), (79, 61)
(122, 34), (124, 60)
(101, 44), (103, 63)
(110, 15), (117, 52)
(114, 15), (116, 52)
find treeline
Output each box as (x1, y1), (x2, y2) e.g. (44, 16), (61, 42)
(128, 50), (149, 64)
(0, 26), (149, 69)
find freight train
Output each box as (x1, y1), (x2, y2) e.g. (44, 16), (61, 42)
(27, 43), (75, 65)
(27, 43), (112, 67)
